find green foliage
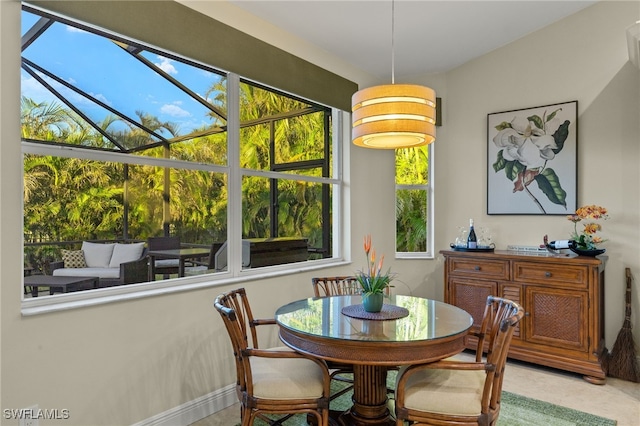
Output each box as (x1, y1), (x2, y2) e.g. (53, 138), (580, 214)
(493, 150), (526, 181)
(396, 190), (427, 252)
(533, 168), (567, 208)
(395, 147), (429, 252)
(22, 88), (331, 271)
(356, 235), (394, 296)
(494, 121), (512, 131)
(552, 120), (570, 154)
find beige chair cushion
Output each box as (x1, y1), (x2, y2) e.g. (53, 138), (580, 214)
(399, 365), (485, 416)
(249, 350), (325, 400)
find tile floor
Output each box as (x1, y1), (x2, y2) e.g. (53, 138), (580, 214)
(190, 354), (640, 426)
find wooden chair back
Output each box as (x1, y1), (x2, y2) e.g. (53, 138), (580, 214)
(475, 296), (525, 414)
(311, 276), (394, 398)
(312, 276), (360, 297)
(214, 288), (260, 394)
(214, 288), (331, 426)
(394, 296), (524, 426)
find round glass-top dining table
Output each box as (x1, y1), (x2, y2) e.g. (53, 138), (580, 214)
(275, 294), (473, 426)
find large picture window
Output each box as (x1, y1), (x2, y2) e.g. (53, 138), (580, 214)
(21, 5), (343, 301)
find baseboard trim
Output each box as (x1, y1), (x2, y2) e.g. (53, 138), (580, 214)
(132, 384), (237, 426)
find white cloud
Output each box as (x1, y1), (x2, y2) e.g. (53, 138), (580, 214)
(65, 25), (87, 34)
(88, 92), (111, 107)
(21, 75), (54, 102)
(155, 56), (178, 75)
(160, 103), (190, 118)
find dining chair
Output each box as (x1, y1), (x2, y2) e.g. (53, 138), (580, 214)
(214, 288), (331, 426)
(312, 276), (360, 298)
(311, 277), (359, 399)
(311, 276), (397, 400)
(393, 295), (524, 426)
(147, 236), (182, 278)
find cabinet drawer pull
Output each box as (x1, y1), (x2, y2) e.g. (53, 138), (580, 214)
(525, 312), (530, 316)
(474, 266), (481, 271)
(545, 272), (551, 277)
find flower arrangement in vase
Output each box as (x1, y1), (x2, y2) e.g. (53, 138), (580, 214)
(567, 205), (609, 256)
(355, 235), (394, 312)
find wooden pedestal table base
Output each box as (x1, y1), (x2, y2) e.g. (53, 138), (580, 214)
(336, 365), (394, 426)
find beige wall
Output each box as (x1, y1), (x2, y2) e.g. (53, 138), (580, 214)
(1, 1), (638, 425)
(427, 0), (640, 354)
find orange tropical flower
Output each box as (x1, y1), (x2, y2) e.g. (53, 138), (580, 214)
(568, 205), (609, 250)
(363, 234), (372, 255)
(356, 236), (395, 296)
(583, 223), (601, 235)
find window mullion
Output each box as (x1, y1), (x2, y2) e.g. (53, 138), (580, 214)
(227, 73), (242, 274)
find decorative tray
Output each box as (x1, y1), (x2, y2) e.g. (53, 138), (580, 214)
(450, 244), (495, 252)
(341, 304), (409, 321)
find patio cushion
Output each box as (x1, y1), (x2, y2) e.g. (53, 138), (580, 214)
(154, 259), (180, 267)
(109, 242), (145, 268)
(82, 241), (116, 268)
(61, 249), (87, 268)
(53, 267), (120, 279)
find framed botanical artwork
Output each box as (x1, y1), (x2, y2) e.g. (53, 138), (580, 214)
(487, 101), (578, 215)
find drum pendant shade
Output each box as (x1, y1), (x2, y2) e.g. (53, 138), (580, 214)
(352, 84), (436, 149)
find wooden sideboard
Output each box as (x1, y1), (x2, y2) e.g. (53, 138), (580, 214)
(441, 249), (607, 384)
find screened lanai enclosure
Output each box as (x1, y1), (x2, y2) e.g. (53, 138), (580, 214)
(21, 4), (339, 287)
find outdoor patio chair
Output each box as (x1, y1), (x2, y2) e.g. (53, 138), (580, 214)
(184, 243), (218, 275)
(50, 242), (148, 288)
(393, 295), (524, 426)
(147, 236), (183, 278)
(214, 288), (331, 426)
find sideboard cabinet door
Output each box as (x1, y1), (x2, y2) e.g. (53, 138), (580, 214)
(449, 278), (497, 329)
(525, 285), (589, 353)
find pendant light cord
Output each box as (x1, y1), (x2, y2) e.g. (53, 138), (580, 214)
(391, 0), (395, 84)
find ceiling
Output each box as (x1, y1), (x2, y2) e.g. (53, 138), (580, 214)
(228, 1), (598, 80)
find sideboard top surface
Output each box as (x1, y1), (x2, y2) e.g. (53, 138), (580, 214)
(439, 249), (606, 267)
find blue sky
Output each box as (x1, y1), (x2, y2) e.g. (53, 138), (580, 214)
(21, 9), (226, 138)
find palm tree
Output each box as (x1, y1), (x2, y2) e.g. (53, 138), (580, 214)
(395, 147), (429, 252)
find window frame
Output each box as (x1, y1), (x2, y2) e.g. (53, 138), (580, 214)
(395, 143), (435, 259)
(20, 8), (349, 315)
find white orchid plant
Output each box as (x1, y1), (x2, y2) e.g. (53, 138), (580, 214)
(492, 107), (570, 213)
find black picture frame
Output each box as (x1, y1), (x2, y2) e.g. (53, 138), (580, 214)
(487, 101), (578, 215)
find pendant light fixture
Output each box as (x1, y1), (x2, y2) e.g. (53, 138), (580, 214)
(352, 0), (437, 149)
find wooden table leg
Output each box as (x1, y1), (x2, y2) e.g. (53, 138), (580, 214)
(148, 256), (156, 281)
(178, 259), (185, 277)
(337, 364), (394, 426)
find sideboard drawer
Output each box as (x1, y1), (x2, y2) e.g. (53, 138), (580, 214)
(448, 258), (510, 280)
(513, 261), (588, 288)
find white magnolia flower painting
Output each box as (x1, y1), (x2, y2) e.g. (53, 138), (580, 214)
(487, 101), (577, 215)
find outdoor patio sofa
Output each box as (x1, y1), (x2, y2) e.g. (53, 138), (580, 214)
(50, 241), (148, 287)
